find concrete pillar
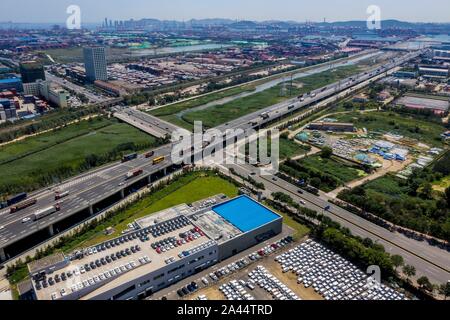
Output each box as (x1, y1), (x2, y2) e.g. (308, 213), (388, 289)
(89, 205), (94, 216)
(147, 175), (152, 184)
(120, 189), (125, 199)
(163, 168), (167, 176)
(48, 224), (54, 237)
(0, 247), (6, 262)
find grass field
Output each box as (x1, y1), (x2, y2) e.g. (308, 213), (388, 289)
(281, 155), (365, 192)
(279, 137), (311, 160)
(178, 65), (361, 129)
(0, 117), (159, 197)
(333, 111), (447, 147)
(300, 155), (365, 182)
(40, 47), (132, 64)
(433, 175), (450, 192)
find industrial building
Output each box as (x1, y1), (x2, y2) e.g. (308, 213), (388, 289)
(19, 61), (46, 84)
(418, 65), (449, 80)
(26, 195), (282, 300)
(23, 80), (69, 108)
(83, 47), (108, 82)
(395, 95), (449, 117)
(0, 77), (23, 92)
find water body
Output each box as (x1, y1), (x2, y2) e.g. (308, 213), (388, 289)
(175, 51), (383, 119)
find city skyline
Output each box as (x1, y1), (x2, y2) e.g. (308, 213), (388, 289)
(2, 0), (450, 24)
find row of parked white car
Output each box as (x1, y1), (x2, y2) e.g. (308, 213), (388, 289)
(249, 265), (300, 300)
(275, 239), (408, 300)
(219, 280), (255, 300)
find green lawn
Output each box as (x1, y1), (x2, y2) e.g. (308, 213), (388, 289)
(0, 117), (160, 197)
(180, 65), (361, 129)
(279, 137), (311, 160)
(333, 111), (447, 147)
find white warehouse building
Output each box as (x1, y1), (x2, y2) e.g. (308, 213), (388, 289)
(27, 195), (283, 300)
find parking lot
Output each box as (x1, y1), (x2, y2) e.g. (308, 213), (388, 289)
(166, 236), (409, 301)
(173, 236), (325, 301)
(276, 239), (408, 300)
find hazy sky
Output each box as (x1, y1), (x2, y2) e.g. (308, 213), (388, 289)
(2, 0), (450, 24)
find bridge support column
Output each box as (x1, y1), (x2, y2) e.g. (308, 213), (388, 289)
(48, 224), (54, 237)
(120, 189), (125, 199)
(163, 168), (167, 176)
(147, 175), (152, 184)
(0, 247), (5, 262)
(89, 205), (94, 216)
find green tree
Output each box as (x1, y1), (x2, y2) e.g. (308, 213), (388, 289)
(419, 183), (433, 200)
(439, 282), (450, 300)
(417, 276), (433, 292)
(445, 187), (450, 207)
(321, 146), (333, 159)
(391, 255), (404, 272)
(402, 265), (416, 282)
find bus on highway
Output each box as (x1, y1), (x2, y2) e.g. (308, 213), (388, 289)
(152, 156), (165, 165)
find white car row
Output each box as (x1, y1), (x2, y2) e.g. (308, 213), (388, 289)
(219, 280), (255, 301)
(248, 265), (300, 300)
(275, 239), (407, 300)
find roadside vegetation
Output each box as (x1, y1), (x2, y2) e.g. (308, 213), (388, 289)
(338, 167), (450, 241)
(0, 117), (162, 199)
(280, 153), (366, 192)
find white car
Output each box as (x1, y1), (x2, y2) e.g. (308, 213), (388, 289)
(22, 217), (31, 223)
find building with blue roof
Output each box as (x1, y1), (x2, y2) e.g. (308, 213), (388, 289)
(0, 77), (23, 92)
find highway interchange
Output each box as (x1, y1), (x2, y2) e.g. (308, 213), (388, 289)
(1, 49), (448, 285)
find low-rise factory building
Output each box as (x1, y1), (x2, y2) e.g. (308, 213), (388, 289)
(27, 195), (282, 300)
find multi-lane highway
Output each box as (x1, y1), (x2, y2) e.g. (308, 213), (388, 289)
(0, 49), (428, 270)
(113, 107), (183, 138)
(0, 144), (174, 258)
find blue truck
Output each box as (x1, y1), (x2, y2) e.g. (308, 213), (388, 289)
(121, 153), (138, 163)
(6, 192), (27, 206)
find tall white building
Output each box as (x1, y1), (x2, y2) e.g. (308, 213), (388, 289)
(83, 47), (108, 82)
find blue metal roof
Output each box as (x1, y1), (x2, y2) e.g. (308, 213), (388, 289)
(0, 78), (22, 84)
(212, 196), (280, 233)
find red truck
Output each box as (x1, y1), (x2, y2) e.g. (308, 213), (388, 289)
(144, 151), (155, 158)
(10, 198), (37, 213)
(126, 169), (143, 179)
